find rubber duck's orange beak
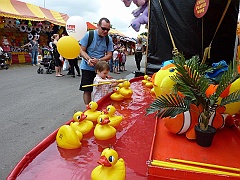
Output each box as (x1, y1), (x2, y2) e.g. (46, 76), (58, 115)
(86, 104), (90, 109)
(102, 109), (108, 114)
(101, 118), (110, 125)
(80, 114), (87, 121)
(98, 156), (112, 167)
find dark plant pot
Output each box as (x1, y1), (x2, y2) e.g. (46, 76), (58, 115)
(195, 125), (216, 147)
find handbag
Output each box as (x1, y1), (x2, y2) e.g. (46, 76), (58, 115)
(63, 60), (69, 71)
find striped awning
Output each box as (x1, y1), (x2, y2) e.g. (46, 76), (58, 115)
(0, 0), (69, 26)
(109, 28), (126, 37)
(86, 22), (97, 30)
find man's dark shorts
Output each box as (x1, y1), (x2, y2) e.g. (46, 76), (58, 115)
(79, 69), (96, 92)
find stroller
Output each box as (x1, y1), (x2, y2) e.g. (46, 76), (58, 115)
(0, 47), (10, 70)
(37, 48), (55, 74)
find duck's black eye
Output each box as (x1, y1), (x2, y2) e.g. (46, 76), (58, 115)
(108, 156), (114, 163)
(107, 108), (110, 111)
(77, 116), (80, 120)
(99, 117), (103, 123)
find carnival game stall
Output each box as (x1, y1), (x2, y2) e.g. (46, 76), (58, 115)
(0, 22), (49, 64)
(0, 0), (69, 64)
(5, 0), (240, 179)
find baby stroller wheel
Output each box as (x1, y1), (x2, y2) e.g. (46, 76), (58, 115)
(5, 65), (9, 70)
(48, 69), (53, 74)
(40, 69), (44, 74)
(37, 68), (41, 74)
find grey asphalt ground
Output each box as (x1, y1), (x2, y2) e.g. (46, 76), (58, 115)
(0, 54), (146, 179)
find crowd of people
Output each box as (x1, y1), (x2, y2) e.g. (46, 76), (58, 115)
(112, 43), (127, 74)
(1, 17), (145, 105)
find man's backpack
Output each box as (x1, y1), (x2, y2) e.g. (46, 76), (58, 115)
(86, 30), (109, 49)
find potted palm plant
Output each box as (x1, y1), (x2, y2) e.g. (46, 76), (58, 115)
(146, 54), (240, 147)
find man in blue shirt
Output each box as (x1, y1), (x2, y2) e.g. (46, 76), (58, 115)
(79, 17), (114, 104)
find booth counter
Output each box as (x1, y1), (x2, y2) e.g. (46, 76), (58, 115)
(11, 52), (31, 64)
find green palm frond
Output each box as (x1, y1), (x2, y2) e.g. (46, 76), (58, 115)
(146, 93), (191, 118)
(214, 62), (239, 99)
(171, 54), (210, 106)
(220, 90), (240, 106)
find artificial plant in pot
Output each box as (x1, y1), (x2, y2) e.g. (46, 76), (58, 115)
(146, 54), (240, 147)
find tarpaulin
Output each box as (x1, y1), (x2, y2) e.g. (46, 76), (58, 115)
(86, 22), (97, 30)
(147, 0), (239, 75)
(0, 0), (69, 26)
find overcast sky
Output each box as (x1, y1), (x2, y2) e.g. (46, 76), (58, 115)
(19, 0), (147, 38)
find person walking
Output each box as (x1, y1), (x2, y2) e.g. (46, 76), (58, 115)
(68, 58), (80, 78)
(121, 48), (127, 71)
(134, 37), (143, 71)
(118, 49), (123, 72)
(92, 61), (118, 102)
(22, 35), (39, 66)
(51, 34), (63, 77)
(79, 17), (114, 105)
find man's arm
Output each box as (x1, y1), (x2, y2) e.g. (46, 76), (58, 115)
(80, 45), (95, 66)
(80, 46), (91, 62)
(99, 51), (113, 61)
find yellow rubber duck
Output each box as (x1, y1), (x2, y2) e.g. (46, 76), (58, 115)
(70, 111), (93, 135)
(119, 80), (133, 98)
(91, 147), (126, 180)
(94, 114), (116, 140)
(218, 77), (240, 115)
(104, 105), (123, 127)
(142, 75), (149, 85)
(152, 67), (176, 97)
(118, 82), (124, 88)
(110, 87), (125, 101)
(84, 101), (101, 122)
(145, 76), (153, 88)
(56, 125), (83, 149)
(150, 87), (155, 95)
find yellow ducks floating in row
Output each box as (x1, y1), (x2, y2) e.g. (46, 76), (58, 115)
(94, 114), (116, 140)
(110, 80), (133, 101)
(84, 101), (102, 122)
(104, 105), (123, 127)
(142, 75), (153, 88)
(56, 102), (123, 149)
